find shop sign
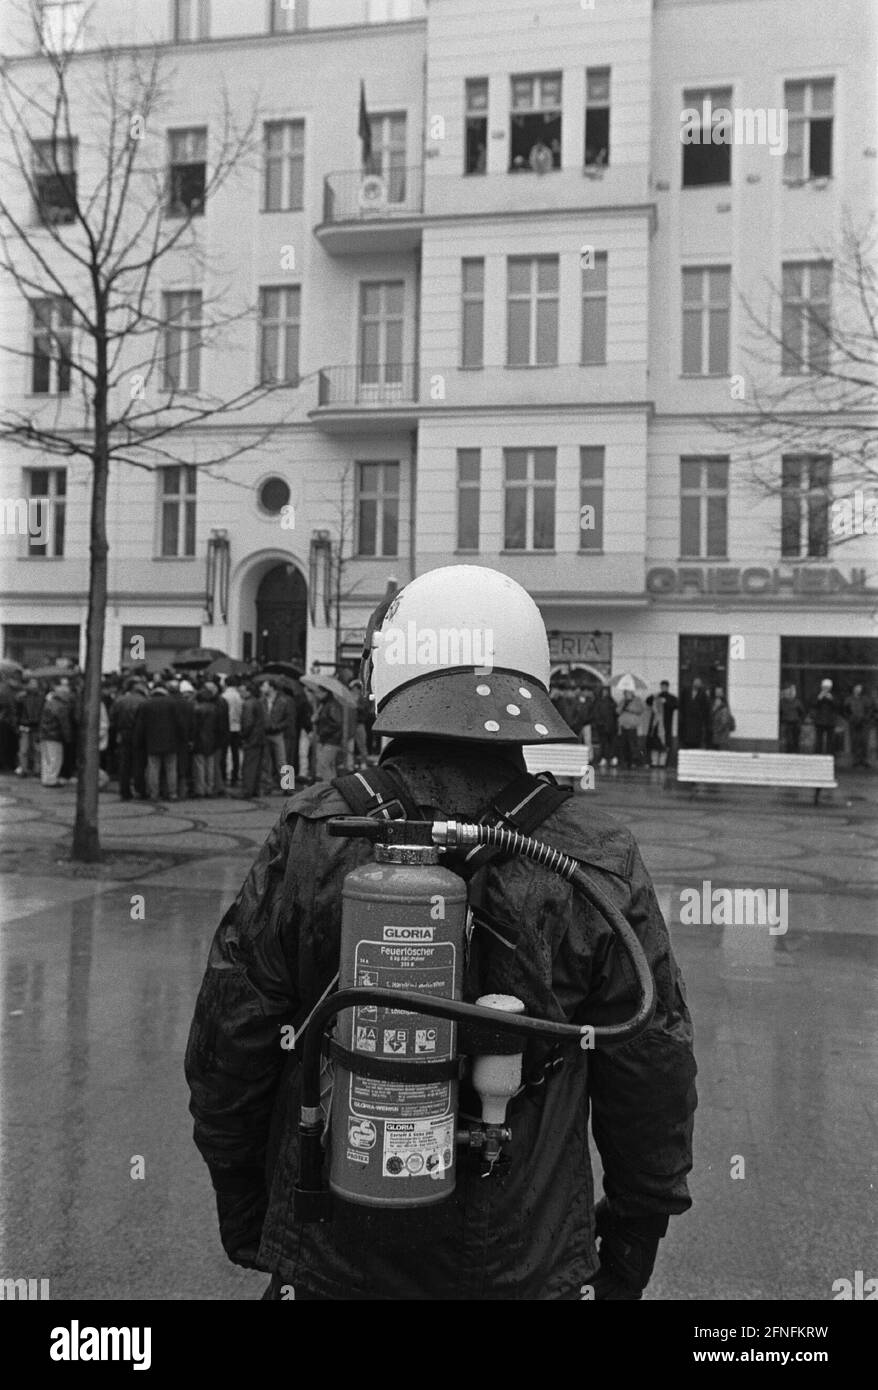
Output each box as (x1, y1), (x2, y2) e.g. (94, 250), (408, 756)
(548, 631), (612, 664)
(646, 565), (878, 598)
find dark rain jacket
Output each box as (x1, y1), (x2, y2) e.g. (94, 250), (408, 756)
(185, 742), (696, 1301)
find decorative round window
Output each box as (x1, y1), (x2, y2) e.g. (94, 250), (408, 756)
(258, 476), (291, 515)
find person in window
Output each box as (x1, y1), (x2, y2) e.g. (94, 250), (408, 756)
(529, 140), (553, 174)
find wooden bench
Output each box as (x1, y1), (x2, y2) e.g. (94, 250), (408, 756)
(676, 750), (837, 804)
(523, 742), (592, 788)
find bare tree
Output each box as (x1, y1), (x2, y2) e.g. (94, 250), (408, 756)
(0, 7), (295, 859)
(716, 211), (878, 548)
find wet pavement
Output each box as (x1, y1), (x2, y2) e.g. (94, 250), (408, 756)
(1, 770), (875, 1301)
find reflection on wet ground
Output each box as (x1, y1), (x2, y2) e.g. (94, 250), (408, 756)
(0, 775), (875, 1300)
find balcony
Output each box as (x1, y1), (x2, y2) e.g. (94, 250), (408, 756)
(310, 364), (419, 433)
(315, 166), (424, 254)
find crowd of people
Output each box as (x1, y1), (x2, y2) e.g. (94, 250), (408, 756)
(1, 661), (875, 792)
(549, 674), (877, 771)
(0, 661), (379, 801)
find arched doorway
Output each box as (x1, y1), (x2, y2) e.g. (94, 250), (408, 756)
(256, 564), (307, 665)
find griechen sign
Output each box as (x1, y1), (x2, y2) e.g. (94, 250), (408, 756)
(646, 565), (877, 597)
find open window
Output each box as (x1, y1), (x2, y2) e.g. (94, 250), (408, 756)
(465, 78), (488, 175)
(509, 72), (561, 173)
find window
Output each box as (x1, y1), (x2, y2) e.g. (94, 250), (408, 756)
(682, 266), (730, 375)
(258, 476), (291, 515)
(173, 0), (209, 41)
(504, 448), (555, 550)
(584, 67), (610, 168)
(259, 286), (300, 385)
(509, 72), (562, 173)
(263, 120), (305, 212)
(680, 457), (729, 558)
(682, 87), (732, 187)
(461, 258), (484, 368)
(581, 252), (607, 365)
(39, 0), (84, 51)
(579, 447), (604, 551)
(781, 455), (830, 558)
(465, 78), (488, 175)
(159, 466), (197, 557)
(357, 462), (399, 557)
(364, 112), (406, 203)
(25, 468), (66, 557)
(30, 297), (72, 394)
(162, 291), (202, 392)
(359, 281), (404, 390)
(269, 0), (308, 32)
(457, 450), (480, 551)
(32, 138), (77, 224)
(167, 128), (207, 216)
(782, 261), (831, 374)
(507, 256), (558, 366)
(784, 79), (833, 182)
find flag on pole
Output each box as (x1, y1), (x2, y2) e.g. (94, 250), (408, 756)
(359, 80), (373, 166)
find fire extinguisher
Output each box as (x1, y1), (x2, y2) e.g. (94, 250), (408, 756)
(294, 816), (658, 1222)
(329, 835), (467, 1207)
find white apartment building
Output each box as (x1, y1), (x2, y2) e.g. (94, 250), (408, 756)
(1, 0), (876, 746)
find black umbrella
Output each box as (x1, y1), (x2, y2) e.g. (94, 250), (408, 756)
(172, 647), (227, 670)
(261, 660), (304, 679)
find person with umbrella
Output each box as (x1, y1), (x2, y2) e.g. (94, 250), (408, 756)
(239, 680), (267, 799)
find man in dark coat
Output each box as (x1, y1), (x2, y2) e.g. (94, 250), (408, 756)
(15, 679), (44, 777)
(811, 679), (838, 757)
(186, 565), (696, 1301)
(239, 682), (267, 799)
(136, 684), (180, 801)
(679, 677), (712, 749)
(110, 679), (148, 800)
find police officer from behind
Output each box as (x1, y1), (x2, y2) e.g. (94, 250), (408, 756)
(186, 566), (696, 1301)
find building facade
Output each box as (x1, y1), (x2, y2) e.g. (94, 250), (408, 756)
(1, 0), (876, 745)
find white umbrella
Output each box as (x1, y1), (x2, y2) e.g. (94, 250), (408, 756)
(610, 672), (649, 703)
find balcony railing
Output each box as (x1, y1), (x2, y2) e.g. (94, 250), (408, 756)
(321, 166), (424, 225)
(316, 364), (418, 408)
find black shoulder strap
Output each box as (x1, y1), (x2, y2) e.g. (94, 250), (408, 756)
(331, 764), (421, 822)
(460, 771), (573, 877)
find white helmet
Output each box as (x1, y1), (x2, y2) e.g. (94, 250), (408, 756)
(363, 565), (576, 743)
